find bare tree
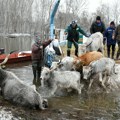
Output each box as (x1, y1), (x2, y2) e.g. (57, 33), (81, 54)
(54, 0), (88, 30)
(94, 3), (111, 27)
(0, 0), (34, 34)
(111, 0), (120, 25)
(33, 0), (54, 38)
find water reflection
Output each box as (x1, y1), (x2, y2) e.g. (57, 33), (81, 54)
(0, 63), (120, 120)
(0, 36), (32, 53)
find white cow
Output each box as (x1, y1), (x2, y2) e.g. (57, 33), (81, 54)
(50, 56), (75, 71)
(107, 64), (120, 91)
(0, 69), (48, 109)
(40, 67), (83, 95)
(78, 32), (104, 56)
(83, 57), (116, 90)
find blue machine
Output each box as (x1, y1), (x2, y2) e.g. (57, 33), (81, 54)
(50, 0), (60, 40)
(45, 0), (60, 68)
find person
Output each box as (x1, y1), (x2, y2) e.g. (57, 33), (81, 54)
(104, 21), (116, 59)
(65, 20), (88, 57)
(115, 22), (120, 60)
(90, 16), (106, 34)
(31, 32), (52, 82)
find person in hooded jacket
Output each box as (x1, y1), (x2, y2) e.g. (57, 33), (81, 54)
(31, 32), (52, 81)
(104, 21), (116, 59)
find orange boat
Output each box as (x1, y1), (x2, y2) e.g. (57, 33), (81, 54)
(0, 51), (31, 64)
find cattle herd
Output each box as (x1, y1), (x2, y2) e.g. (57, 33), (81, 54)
(0, 32), (120, 110)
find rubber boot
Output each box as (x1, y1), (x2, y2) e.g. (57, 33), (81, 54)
(33, 78), (36, 86)
(112, 51), (115, 59)
(116, 53), (119, 60)
(36, 70), (41, 80)
(32, 67), (36, 80)
(75, 50), (78, 57)
(67, 50), (70, 56)
(107, 51), (110, 58)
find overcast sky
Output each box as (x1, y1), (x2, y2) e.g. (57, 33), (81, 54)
(88, 0), (113, 13)
(59, 0), (114, 13)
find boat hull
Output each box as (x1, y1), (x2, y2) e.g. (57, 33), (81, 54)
(0, 51), (31, 64)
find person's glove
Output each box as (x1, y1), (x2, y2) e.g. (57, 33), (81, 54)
(50, 39), (53, 41)
(85, 34), (91, 37)
(64, 32), (68, 35)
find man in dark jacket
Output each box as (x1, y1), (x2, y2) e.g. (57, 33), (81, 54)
(90, 16), (106, 34)
(115, 23), (120, 59)
(104, 21), (116, 59)
(65, 20), (88, 57)
(31, 32), (52, 81)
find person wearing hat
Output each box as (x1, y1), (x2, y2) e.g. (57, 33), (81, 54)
(104, 21), (116, 59)
(31, 32), (52, 83)
(90, 16), (106, 34)
(115, 22), (120, 60)
(65, 20), (88, 57)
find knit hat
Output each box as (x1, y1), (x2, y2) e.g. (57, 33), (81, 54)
(71, 20), (77, 25)
(110, 21), (115, 25)
(96, 16), (101, 21)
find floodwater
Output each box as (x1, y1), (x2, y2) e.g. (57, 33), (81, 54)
(0, 36), (32, 53)
(1, 62), (120, 120)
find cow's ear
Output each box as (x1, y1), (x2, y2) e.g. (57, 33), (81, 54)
(58, 63), (63, 68)
(90, 68), (93, 71)
(57, 60), (61, 65)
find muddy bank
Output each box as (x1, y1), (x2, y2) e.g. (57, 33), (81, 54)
(0, 92), (120, 120)
(0, 62), (120, 120)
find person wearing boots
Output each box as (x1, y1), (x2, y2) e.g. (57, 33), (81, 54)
(115, 22), (120, 60)
(104, 21), (116, 59)
(65, 20), (88, 57)
(31, 32), (52, 83)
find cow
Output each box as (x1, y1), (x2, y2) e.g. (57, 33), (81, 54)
(50, 51), (103, 81)
(51, 51), (103, 71)
(78, 32), (104, 56)
(0, 55), (48, 110)
(40, 67), (83, 95)
(50, 57), (75, 71)
(74, 51), (104, 67)
(83, 57), (116, 90)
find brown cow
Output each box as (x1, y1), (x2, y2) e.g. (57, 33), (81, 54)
(74, 51), (103, 65)
(73, 51), (104, 76)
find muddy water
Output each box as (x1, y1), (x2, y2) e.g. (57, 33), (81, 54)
(0, 36), (32, 53)
(1, 62), (120, 120)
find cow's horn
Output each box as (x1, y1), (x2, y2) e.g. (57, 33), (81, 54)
(0, 50), (17, 66)
(0, 54), (10, 66)
(49, 64), (60, 72)
(49, 66), (57, 72)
